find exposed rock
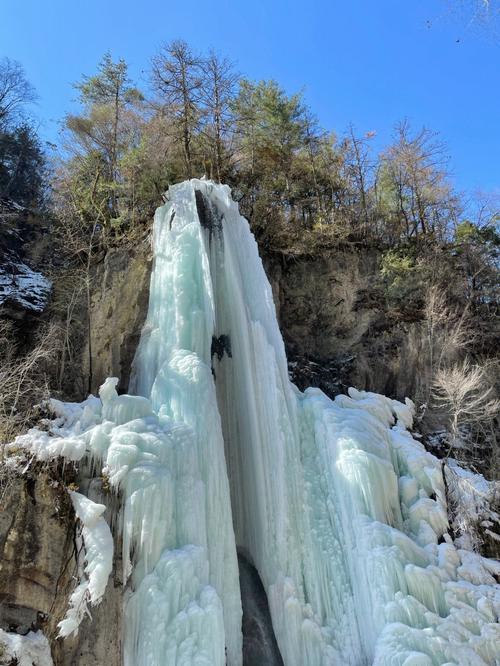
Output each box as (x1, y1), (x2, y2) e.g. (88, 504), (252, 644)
(0, 236), (149, 663)
(287, 354), (354, 396)
(0, 260), (51, 316)
(52, 476), (122, 666)
(0, 470), (73, 656)
(83, 241), (152, 395)
(264, 247), (430, 401)
(268, 249), (380, 360)
(0, 468), (123, 666)
(238, 554), (283, 666)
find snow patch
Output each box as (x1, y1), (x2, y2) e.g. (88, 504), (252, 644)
(0, 261), (51, 312)
(0, 629), (53, 666)
(445, 458), (500, 551)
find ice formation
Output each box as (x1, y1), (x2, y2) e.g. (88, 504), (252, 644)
(12, 180), (499, 665)
(14, 375), (240, 665)
(57, 491), (114, 637)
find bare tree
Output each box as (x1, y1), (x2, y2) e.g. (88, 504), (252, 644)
(380, 121), (458, 240)
(444, 460), (500, 554)
(200, 51), (238, 181)
(0, 58), (36, 128)
(433, 359), (499, 458)
(454, 193), (500, 315)
(424, 287), (472, 379)
(344, 125), (375, 235)
(0, 320), (59, 447)
(300, 110), (332, 218)
(151, 40), (203, 178)
(399, 286), (474, 409)
(443, 1), (500, 39)
(51, 159), (107, 393)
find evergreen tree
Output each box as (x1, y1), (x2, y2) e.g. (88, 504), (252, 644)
(65, 53), (143, 221)
(0, 59), (45, 208)
(0, 123), (45, 207)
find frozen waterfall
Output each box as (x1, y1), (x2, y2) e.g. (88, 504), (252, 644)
(14, 179), (499, 665)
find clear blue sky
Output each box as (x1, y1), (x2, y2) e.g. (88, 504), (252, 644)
(1, 0), (499, 196)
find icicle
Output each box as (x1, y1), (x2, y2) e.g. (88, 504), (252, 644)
(12, 179), (499, 666)
(58, 491), (114, 638)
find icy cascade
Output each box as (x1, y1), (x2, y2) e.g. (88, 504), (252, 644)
(11, 179), (499, 666)
(132, 180), (500, 664)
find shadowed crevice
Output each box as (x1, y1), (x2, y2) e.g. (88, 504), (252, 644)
(238, 554), (284, 666)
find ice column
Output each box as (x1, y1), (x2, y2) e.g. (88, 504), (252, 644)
(132, 179), (499, 666)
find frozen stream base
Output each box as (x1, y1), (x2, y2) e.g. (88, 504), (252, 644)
(11, 180), (500, 666)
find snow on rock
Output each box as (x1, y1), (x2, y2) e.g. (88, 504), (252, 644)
(10, 395), (102, 462)
(0, 260), (51, 313)
(0, 628), (53, 666)
(0, 199), (51, 314)
(11, 180), (500, 666)
(57, 491), (113, 638)
(445, 458), (500, 551)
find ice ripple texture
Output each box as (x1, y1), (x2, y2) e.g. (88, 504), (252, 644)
(14, 179), (499, 665)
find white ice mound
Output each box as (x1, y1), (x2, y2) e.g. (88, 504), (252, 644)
(13, 180), (499, 666)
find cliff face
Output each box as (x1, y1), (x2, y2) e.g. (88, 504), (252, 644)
(265, 247), (419, 400)
(0, 239), (147, 664)
(0, 236), (481, 664)
(0, 470), (123, 666)
(84, 241), (152, 395)
(0, 472), (73, 639)
(268, 250), (379, 359)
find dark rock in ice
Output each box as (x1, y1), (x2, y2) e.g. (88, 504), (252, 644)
(238, 554), (284, 666)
